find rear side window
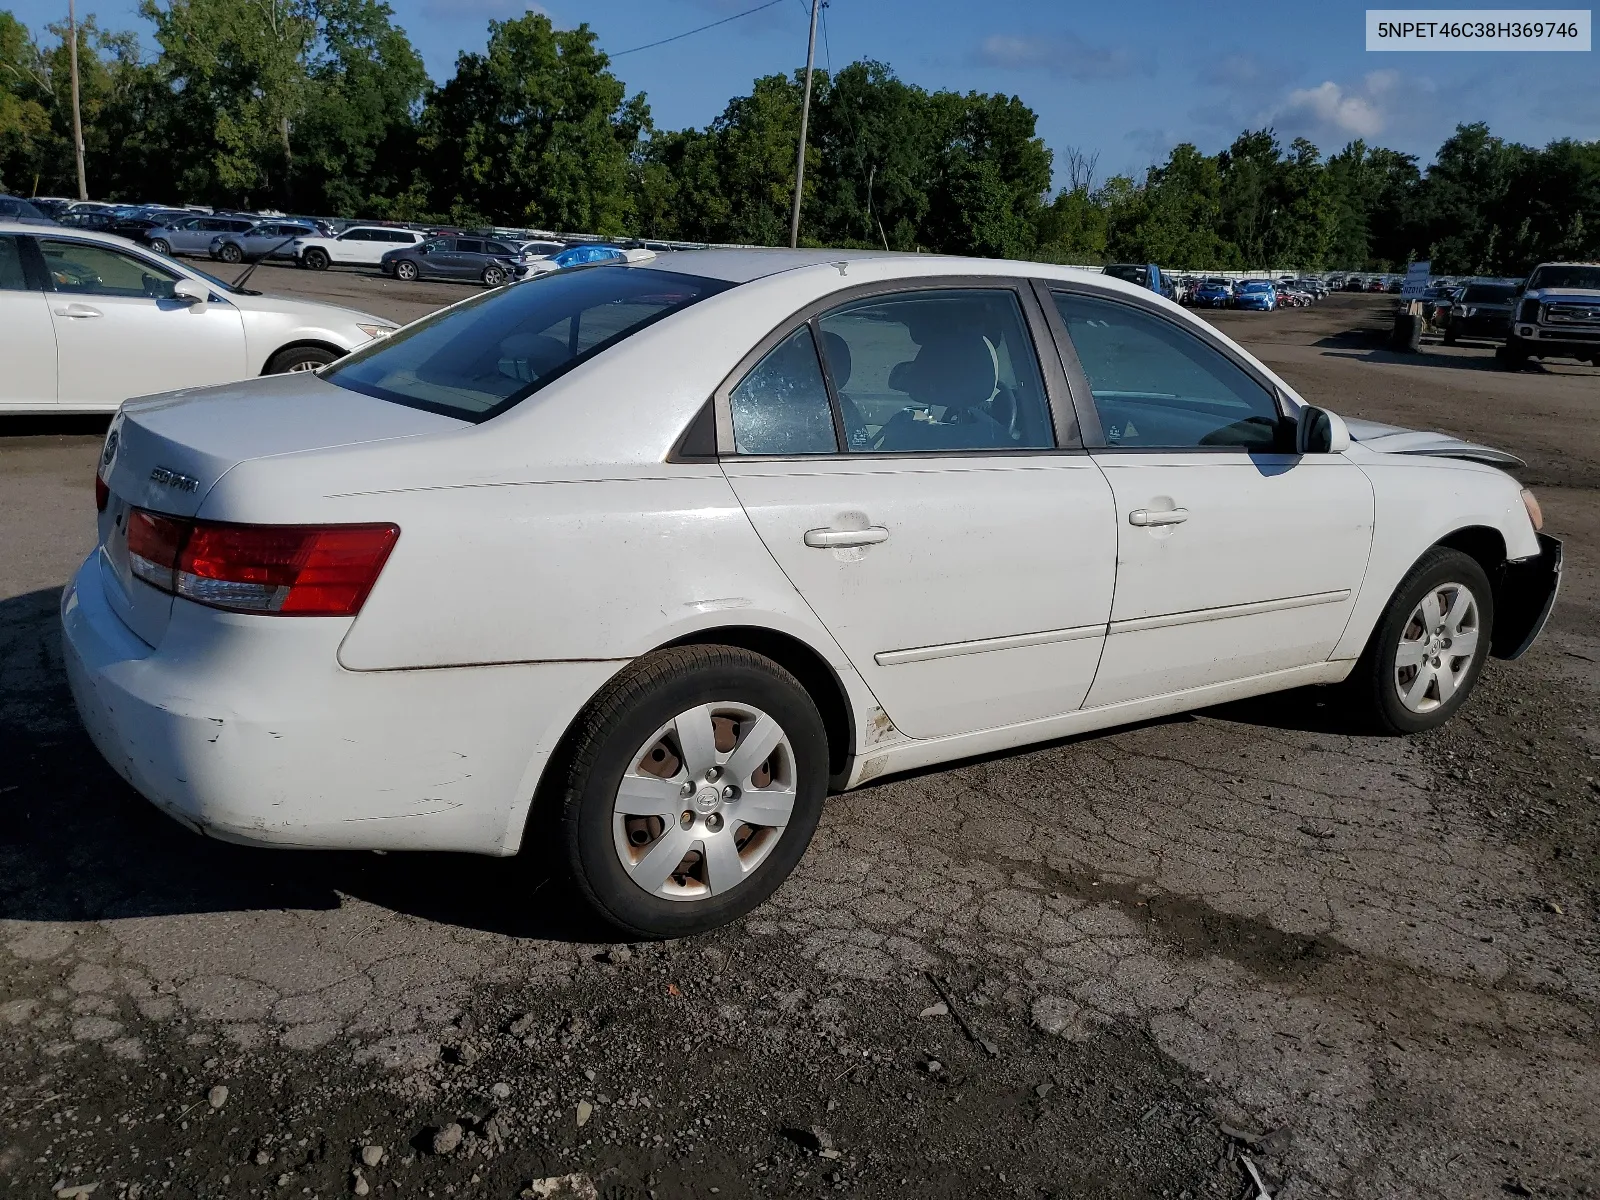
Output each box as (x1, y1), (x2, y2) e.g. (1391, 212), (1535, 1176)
(324, 266), (730, 421)
(457, 239), (485, 254)
(730, 326), (837, 455)
(0, 236), (29, 289)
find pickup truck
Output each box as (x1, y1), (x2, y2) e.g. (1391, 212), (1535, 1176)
(1503, 262), (1600, 367)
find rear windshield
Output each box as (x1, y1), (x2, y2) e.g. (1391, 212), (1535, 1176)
(1103, 264), (1149, 285)
(1463, 283), (1518, 302)
(1527, 265), (1600, 291)
(324, 266), (730, 421)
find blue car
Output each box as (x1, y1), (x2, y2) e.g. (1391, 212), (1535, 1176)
(549, 243), (627, 269)
(1193, 279), (1233, 308)
(1233, 280), (1277, 311)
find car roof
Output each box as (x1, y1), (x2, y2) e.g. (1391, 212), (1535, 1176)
(634, 247), (912, 283)
(0, 219), (150, 248)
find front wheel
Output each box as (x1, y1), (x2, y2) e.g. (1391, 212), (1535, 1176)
(302, 248), (330, 271)
(556, 646), (828, 938)
(149, 238), (171, 257)
(1498, 337), (1530, 369)
(1442, 323), (1458, 346)
(218, 242), (243, 264)
(394, 260), (419, 282)
(1345, 547), (1494, 735)
(265, 344), (340, 374)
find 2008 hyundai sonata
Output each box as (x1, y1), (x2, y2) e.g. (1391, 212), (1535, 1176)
(63, 249), (1561, 937)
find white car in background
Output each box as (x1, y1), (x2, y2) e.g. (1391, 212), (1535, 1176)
(291, 225), (424, 271)
(0, 221), (395, 413)
(64, 249), (1560, 940)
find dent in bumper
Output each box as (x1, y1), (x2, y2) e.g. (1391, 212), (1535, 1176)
(1493, 534), (1562, 660)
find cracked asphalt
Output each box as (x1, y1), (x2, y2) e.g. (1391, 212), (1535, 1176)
(2, 283), (1598, 1200)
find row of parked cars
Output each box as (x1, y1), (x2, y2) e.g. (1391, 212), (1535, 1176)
(1177, 275), (1328, 311)
(6, 194), (634, 288)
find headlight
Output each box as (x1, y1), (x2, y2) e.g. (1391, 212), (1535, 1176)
(1521, 488), (1543, 532)
(355, 324), (393, 341)
(1462, 306), (1476, 317)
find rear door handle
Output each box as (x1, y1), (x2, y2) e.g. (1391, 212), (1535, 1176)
(54, 304), (103, 319)
(1128, 507), (1189, 527)
(804, 526), (890, 548)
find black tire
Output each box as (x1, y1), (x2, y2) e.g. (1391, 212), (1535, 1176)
(302, 247), (330, 271)
(1442, 323), (1458, 346)
(482, 264), (507, 287)
(218, 242), (243, 264)
(265, 344), (340, 374)
(555, 645), (828, 939)
(149, 238), (171, 257)
(1498, 337), (1529, 369)
(394, 259), (419, 282)
(1345, 547), (1495, 735)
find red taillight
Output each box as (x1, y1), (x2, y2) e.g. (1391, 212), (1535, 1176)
(126, 509), (398, 617)
(95, 474), (109, 513)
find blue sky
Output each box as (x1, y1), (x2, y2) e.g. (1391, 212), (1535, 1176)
(9, 0), (1597, 184)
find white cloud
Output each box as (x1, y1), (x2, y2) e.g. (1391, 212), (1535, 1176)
(976, 32), (1138, 81)
(1281, 79), (1387, 138)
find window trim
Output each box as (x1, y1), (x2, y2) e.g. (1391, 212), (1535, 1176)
(711, 275), (1082, 462)
(33, 234), (188, 300)
(1, 234), (46, 292)
(1032, 279), (1294, 454)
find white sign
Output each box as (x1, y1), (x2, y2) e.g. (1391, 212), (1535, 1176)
(1401, 260), (1432, 299)
(1367, 10), (1591, 51)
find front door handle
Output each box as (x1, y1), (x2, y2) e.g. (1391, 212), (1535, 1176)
(804, 526), (890, 548)
(1128, 507), (1189, 527)
(54, 303), (103, 319)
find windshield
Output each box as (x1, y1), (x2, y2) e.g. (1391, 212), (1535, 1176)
(323, 265), (730, 421)
(1463, 283), (1518, 302)
(1527, 265), (1600, 291)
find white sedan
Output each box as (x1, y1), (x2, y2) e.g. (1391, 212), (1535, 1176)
(62, 249), (1561, 938)
(0, 221), (396, 413)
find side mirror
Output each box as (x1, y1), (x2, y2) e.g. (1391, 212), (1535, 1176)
(1296, 405), (1351, 454)
(171, 278), (208, 306)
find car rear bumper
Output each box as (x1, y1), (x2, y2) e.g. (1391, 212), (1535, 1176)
(61, 553), (620, 855)
(1492, 534), (1562, 660)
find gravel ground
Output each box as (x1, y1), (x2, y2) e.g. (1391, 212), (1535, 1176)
(2, 280), (1597, 1200)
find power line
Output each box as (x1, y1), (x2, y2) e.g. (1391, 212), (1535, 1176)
(610, 0), (789, 58)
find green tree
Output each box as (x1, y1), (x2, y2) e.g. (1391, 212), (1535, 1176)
(422, 13), (648, 233)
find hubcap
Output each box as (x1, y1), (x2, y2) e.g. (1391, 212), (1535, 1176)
(1395, 582), (1480, 713)
(286, 359), (321, 373)
(613, 703), (796, 902)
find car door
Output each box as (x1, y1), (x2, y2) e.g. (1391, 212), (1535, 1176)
(428, 237), (468, 278)
(719, 281), (1118, 741)
(331, 228), (376, 264)
(0, 234), (57, 409)
(1038, 284), (1374, 708)
(452, 238), (487, 279)
(39, 237), (248, 410)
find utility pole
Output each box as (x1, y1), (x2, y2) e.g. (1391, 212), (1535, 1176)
(68, 0), (87, 201)
(787, 0), (821, 249)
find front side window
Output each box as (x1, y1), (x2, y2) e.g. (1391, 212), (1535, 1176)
(324, 265), (729, 421)
(730, 326), (837, 456)
(817, 289), (1054, 453)
(39, 239), (181, 300)
(1052, 290), (1283, 450)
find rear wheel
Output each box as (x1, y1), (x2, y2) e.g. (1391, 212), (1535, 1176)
(218, 242), (243, 264)
(555, 645), (828, 939)
(265, 344), (340, 374)
(302, 247), (330, 272)
(1345, 548), (1494, 735)
(482, 264), (508, 287)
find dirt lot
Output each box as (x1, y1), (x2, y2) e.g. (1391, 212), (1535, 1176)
(1, 277), (1597, 1200)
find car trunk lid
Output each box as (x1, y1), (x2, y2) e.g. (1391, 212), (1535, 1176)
(97, 372), (461, 647)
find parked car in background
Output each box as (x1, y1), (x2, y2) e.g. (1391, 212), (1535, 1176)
(291, 225), (424, 271)
(146, 214), (258, 257)
(515, 239), (567, 259)
(1442, 279), (1520, 345)
(1233, 280), (1278, 311)
(380, 235), (532, 286)
(0, 221), (396, 414)
(523, 243), (633, 275)
(1192, 278), (1233, 308)
(61, 249), (1558, 939)
(209, 220), (320, 264)
(0, 195), (54, 225)
(1344, 277), (1368, 292)
(1103, 262), (1178, 301)
(1504, 262), (1600, 367)
(29, 197), (75, 219)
